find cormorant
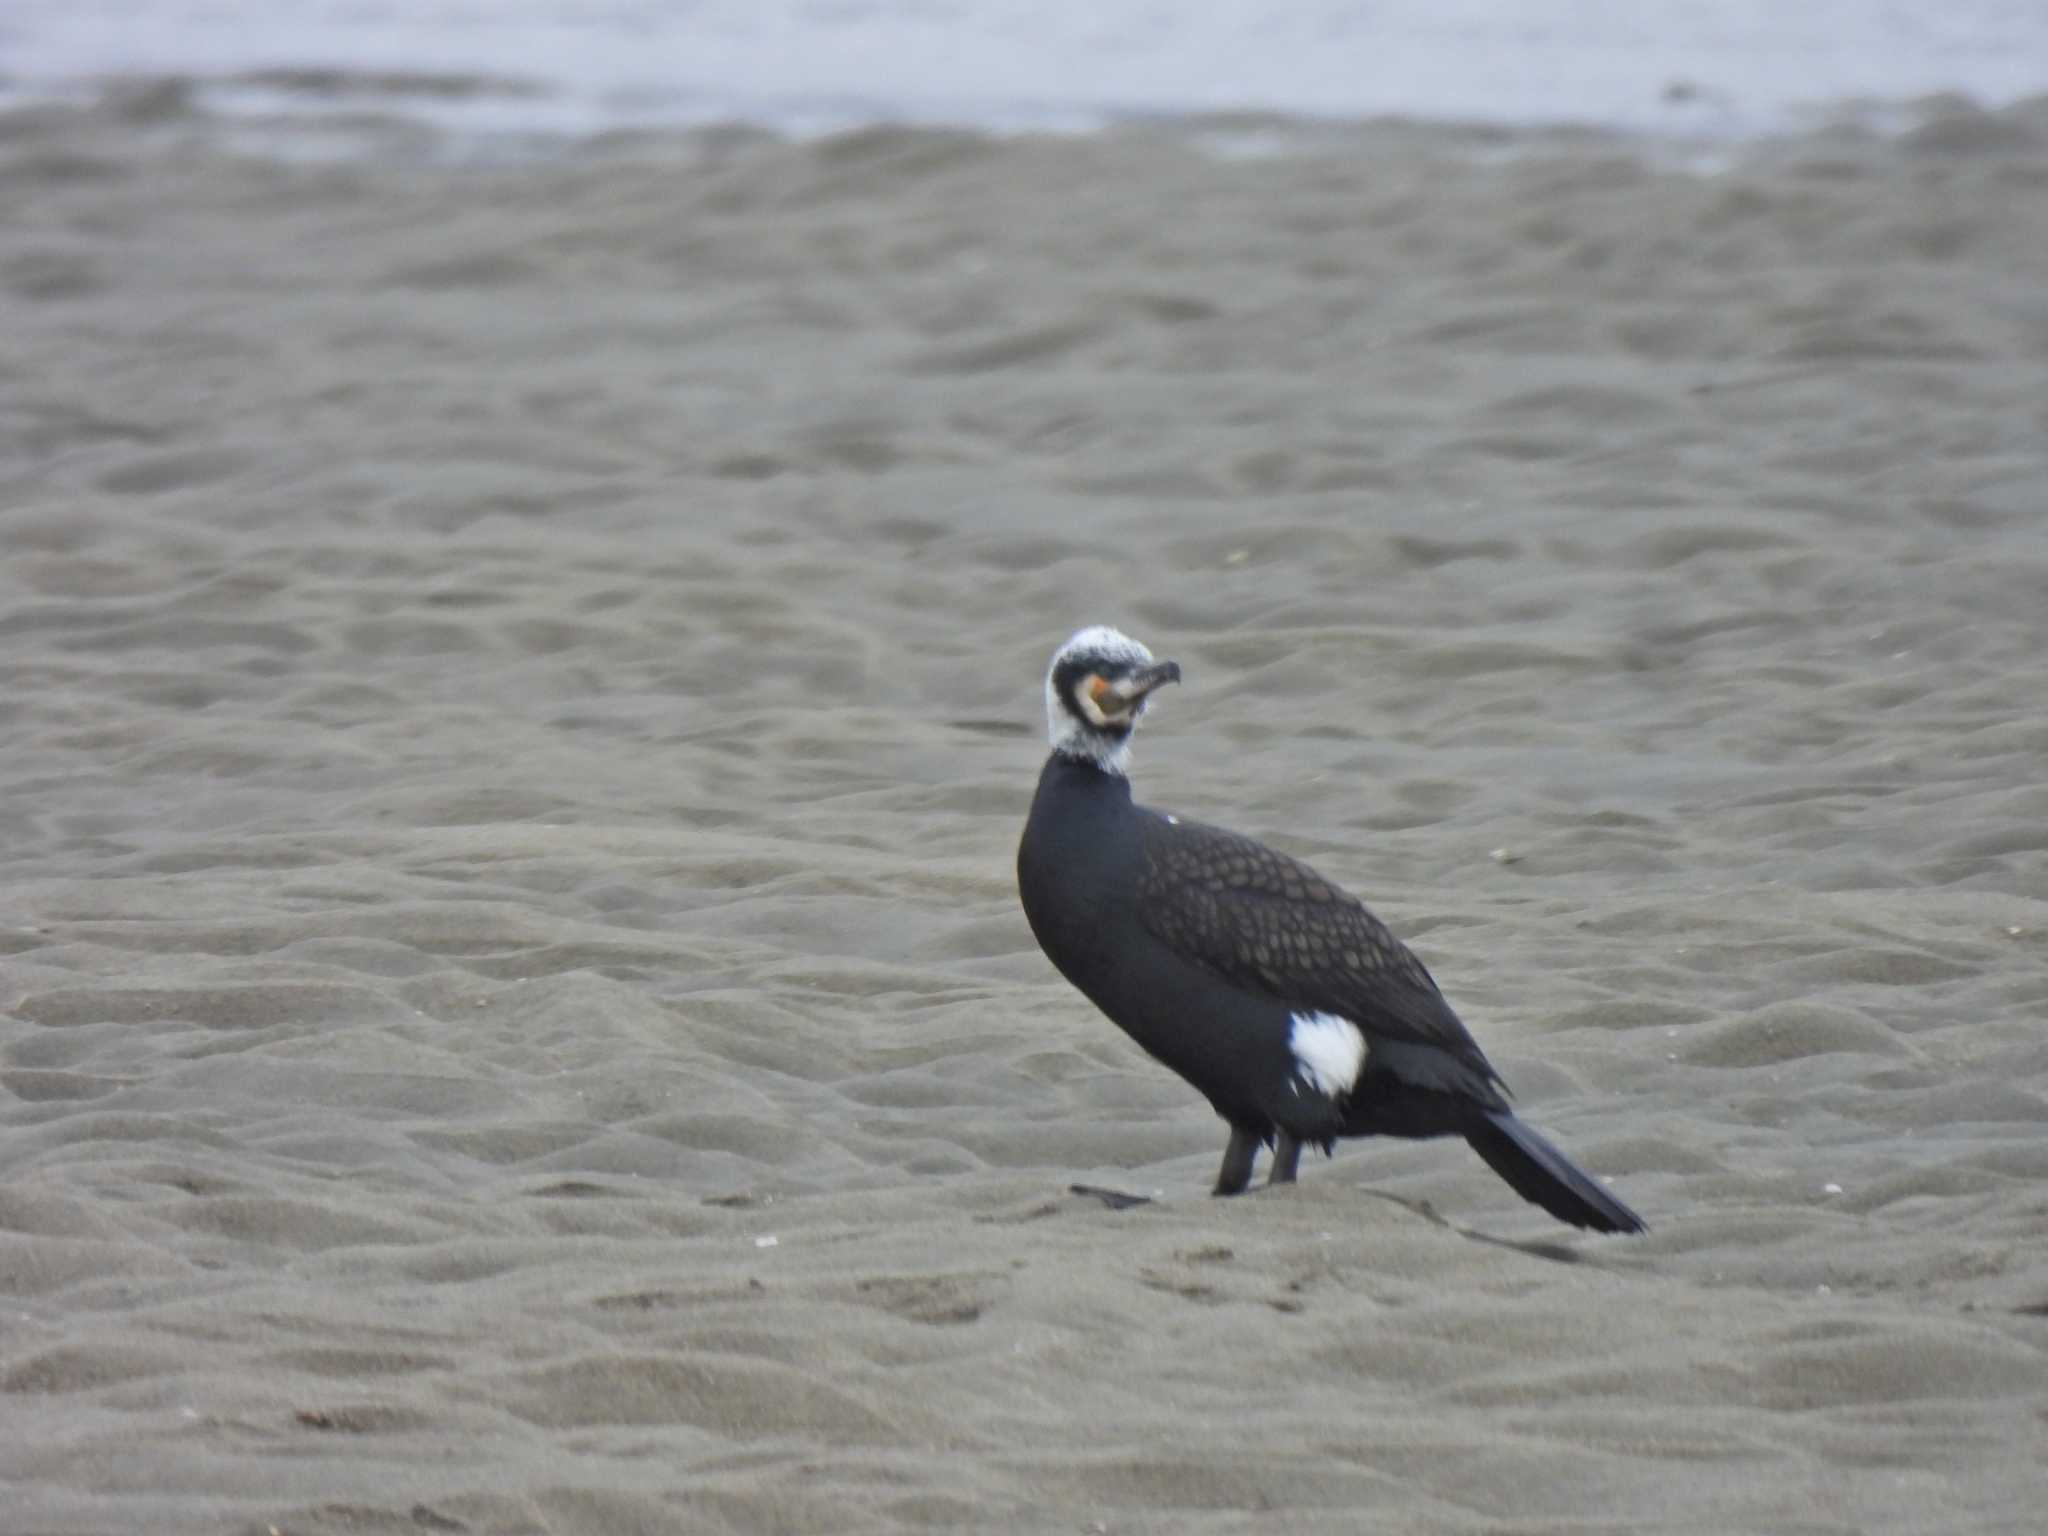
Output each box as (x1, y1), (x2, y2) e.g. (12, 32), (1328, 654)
(1016, 625), (1645, 1233)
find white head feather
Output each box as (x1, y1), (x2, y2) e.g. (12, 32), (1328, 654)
(1044, 625), (1165, 776)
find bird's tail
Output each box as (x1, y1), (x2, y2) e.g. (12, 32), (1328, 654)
(1464, 1111), (1646, 1235)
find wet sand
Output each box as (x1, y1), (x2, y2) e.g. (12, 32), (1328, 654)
(3, 91), (2048, 1534)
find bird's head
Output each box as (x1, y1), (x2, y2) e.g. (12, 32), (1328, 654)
(1044, 625), (1182, 775)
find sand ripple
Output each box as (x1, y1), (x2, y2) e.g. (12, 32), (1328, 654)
(3, 93), (2047, 1533)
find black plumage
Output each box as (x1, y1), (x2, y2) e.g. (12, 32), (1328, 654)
(1016, 626), (1645, 1234)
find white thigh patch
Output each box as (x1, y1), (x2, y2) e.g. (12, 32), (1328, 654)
(1289, 1012), (1367, 1099)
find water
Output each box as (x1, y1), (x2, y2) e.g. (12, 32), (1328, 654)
(5, 1), (2046, 141)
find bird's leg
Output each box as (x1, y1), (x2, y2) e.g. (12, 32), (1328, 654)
(1267, 1131), (1302, 1186)
(1213, 1126), (1259, 1196)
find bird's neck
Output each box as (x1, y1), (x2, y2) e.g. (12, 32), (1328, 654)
(1049, 729), (1135, 777)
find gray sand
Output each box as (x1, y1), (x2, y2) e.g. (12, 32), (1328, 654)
(3, 95), (2047, 1534)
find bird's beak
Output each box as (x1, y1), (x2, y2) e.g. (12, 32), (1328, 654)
(1103, 659), (1181, 710)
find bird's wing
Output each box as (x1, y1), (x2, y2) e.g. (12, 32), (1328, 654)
(1135, 810), (1499, 1081)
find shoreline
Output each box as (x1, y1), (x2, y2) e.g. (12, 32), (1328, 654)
(6, 69), (2048, 169)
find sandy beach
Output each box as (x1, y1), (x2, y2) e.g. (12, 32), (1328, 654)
(3, 88), (2048, 1533)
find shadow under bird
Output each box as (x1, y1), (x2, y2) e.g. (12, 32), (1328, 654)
(1016, 626), (1646, 1234)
